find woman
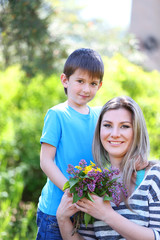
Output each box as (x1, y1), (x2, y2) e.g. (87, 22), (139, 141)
(57, 96), (160, 240)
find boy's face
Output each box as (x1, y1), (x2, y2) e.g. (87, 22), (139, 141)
(61, 69), (102, 108)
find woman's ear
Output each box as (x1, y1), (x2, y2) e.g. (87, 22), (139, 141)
(60, 73), (68, 88)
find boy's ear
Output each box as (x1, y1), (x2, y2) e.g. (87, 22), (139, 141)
(98, 81), (102, 90)
(60, 73), (68, 88)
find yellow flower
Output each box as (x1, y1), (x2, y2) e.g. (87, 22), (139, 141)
(95, 167), (102, 172)
(83, 166), (93, 174)
(90, 161), (96, 167)
(75, 166), (82, 170)
(105, 167), (109, 171)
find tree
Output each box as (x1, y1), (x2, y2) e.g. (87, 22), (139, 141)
(0, 0), (67, 76)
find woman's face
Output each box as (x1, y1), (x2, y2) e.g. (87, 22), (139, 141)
(100, 108), (134, 166)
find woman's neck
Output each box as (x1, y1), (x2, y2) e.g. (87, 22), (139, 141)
(110, 158), (122, 170)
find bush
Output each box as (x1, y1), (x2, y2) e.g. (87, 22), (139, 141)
(0, 56), (160, 238)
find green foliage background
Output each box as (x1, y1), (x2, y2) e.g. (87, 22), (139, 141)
(0, 0), (160, 239)
(1, 56), (160, 239)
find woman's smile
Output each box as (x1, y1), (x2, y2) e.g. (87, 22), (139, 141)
(100, 108), (134, 165)
(108, 141), (124, 145)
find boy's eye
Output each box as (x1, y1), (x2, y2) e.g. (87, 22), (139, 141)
(77, 80), (83, 83)
(91, 82), (97, 86)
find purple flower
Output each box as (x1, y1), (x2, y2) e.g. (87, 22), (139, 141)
(66, 160), (128, 208)
(79, 159), (87, 167)
(75, 187), (83, 197)
(87, 183), (96, 192)
(67, 164), (75, 174)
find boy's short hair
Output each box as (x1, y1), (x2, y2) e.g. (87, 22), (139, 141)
(63, 48), (104, 94)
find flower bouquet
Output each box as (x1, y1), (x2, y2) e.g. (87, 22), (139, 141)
(63, 159), (128, 234)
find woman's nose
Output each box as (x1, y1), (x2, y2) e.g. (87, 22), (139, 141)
(110, 127), (120, 138)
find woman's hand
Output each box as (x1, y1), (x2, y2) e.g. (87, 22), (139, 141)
(57, 189), (79, 222)
(57, 190), (84, 240)
(75, 194), (114, 223)
(75, 194), (155, 240)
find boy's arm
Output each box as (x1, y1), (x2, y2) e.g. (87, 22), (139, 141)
(40, 142), (68, 191)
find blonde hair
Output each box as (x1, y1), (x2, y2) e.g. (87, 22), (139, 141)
(92, 96), (150, 189)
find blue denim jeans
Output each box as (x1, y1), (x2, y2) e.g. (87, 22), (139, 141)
(36, 208), (63, 240)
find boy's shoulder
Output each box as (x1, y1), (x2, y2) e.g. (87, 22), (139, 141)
(89, 106), (102, 115)
(44, 102), (68, 119)
(48, 102), (68, 114)
(90, 106), (102, 111)
(46, 103), (102, 118)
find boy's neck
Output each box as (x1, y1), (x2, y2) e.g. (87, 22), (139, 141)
(66, 101), (89, 114)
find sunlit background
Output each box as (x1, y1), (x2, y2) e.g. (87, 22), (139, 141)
(0, 0), (160, 239)
(79, 0), (132, 28)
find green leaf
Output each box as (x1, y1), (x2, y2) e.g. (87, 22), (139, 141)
(69, 178), (79, 188)
(103, 195), (113, 201)
(72, 193), (82, 203)
(83, 185), (87, 191)
(109, 177), (119, 184)
(63, 181), (70, 191)
(84, 213), (92, 227)
(72, 191), (87, 203)
(78, 172), (86, 177)
(98, 190), (107, 196)
(83, 175), (94, 180)
(92, 191), (98, 196)
(86, 192), (94, 202)
(70, 187), (76, 194)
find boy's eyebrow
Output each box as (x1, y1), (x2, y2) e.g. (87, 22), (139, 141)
(92, 79), (100, 82)
(89, 79), (101, 83)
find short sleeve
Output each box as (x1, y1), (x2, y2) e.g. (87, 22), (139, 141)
(40, 109), (61, 147)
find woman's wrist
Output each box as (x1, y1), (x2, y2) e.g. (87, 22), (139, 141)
(57, 212), (69, 224)
(102, 206), (115, 224)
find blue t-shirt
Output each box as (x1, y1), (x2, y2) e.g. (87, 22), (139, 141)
(38, 102), (101, 215)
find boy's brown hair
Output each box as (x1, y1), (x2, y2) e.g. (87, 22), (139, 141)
(63, 48), (104, 94)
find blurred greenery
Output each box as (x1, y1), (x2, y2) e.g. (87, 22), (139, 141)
(0, 0), (160, 239)
(0, 0), (68, 76)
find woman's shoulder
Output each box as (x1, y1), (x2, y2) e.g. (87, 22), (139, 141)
(147, 161), (160, 173)
(145, 161), (160, 178)
(144, 162), (160, 190)
(145, 162), (160, 201)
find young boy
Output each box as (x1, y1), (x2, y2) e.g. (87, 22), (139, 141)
(36, 48), (104, 239)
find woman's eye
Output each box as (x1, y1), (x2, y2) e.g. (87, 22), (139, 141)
(121, 125), (130, 129)
(104, 124), (112, 128)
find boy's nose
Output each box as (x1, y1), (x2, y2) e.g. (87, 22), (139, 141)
(83, 84), (90, 93)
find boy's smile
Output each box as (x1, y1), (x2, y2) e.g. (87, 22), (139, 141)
(61, 69), (102, 113)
